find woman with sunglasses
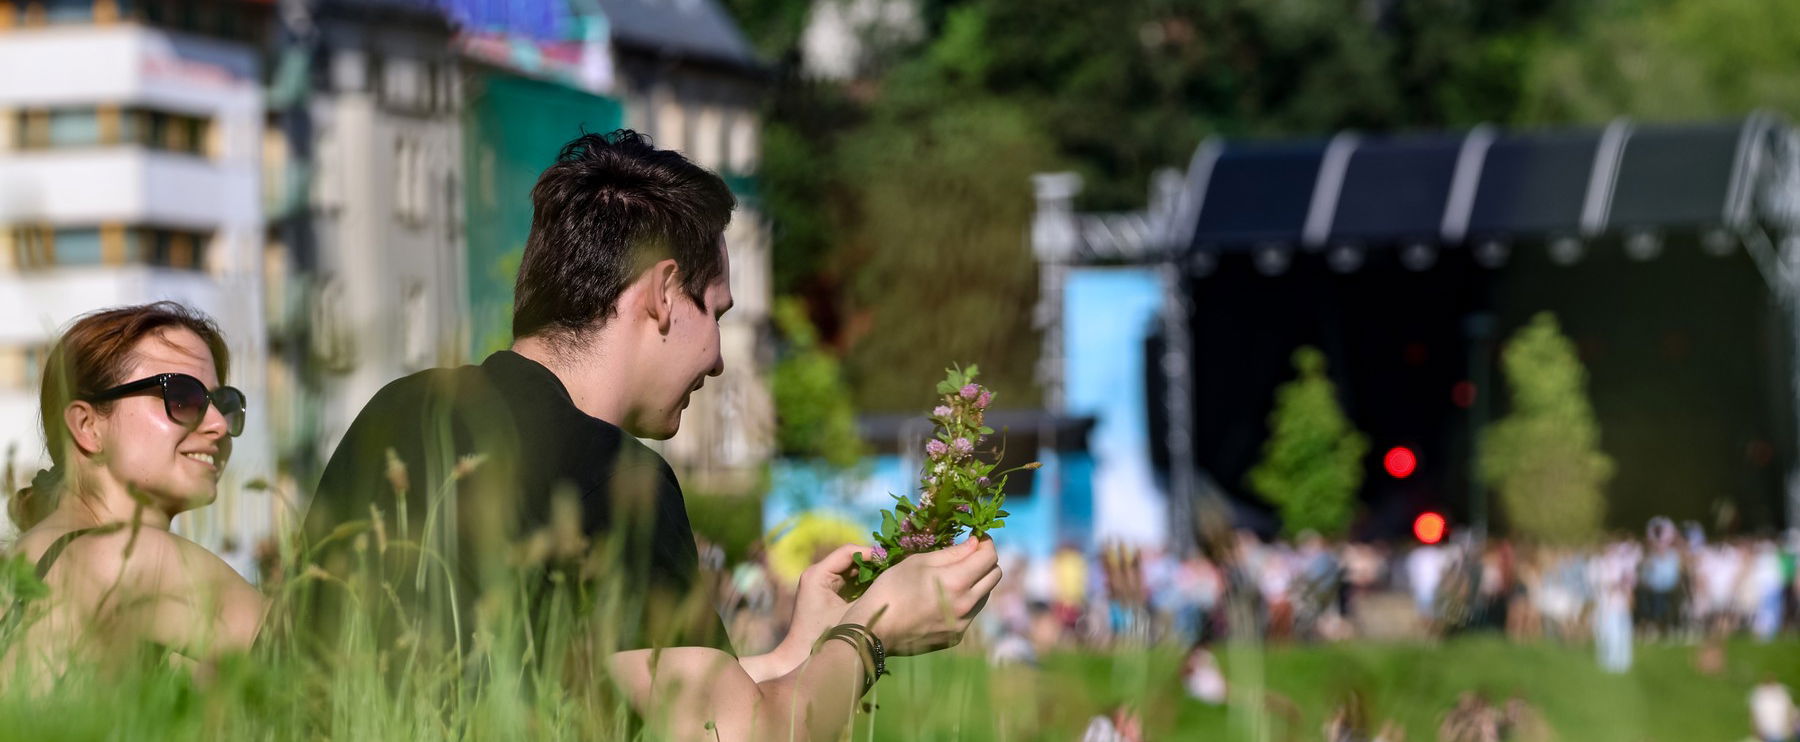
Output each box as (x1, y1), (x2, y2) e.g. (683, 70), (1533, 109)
(3, 302), (261, 679)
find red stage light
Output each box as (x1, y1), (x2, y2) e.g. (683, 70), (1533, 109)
(1383, 446), (1417, 479)
(1414, 512), (1447, 544)
(1452, 380), (1477, 408)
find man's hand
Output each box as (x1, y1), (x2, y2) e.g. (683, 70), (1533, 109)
(740, 544), (871, 682)
(617, 539), (1000, 742)
(841, 536), (1001, 656)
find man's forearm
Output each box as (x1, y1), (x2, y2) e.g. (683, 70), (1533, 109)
(750, 637), (867, 741)
(737, 641), (806, 684)
(612, 641), (869, 742)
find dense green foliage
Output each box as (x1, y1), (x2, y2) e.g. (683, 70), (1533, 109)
(1249, 347), (1369, 537)
(724, 0), (1610, 412)
(771, 297), (866, 467)
(1480, 313), (1614, 544)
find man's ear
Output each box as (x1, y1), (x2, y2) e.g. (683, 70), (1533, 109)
(64, 401), (104, 456)
(642, 258), (681, 337)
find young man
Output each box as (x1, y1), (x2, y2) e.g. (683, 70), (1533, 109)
(299, 131), (1001, 741)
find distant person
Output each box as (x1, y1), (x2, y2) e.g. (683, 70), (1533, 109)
(1080, 704), (1143, 742)
(1751, 673), (1799, 742)
(1323, 688), (1373, 742)
(2, 303), (261, 681)
(1180, 640), (1227, 705)
(1698, 540), (1744, 634)
(1639, 534), (1682, 636)
(1406, 542), (1449, 624)
(1746, 541), (1787, 641)
(1052, 543), (1089, 631)
(1591, 541), (1636, 674)
(1501, 693), (1556, 742)
(1438, 691), (1500, 742)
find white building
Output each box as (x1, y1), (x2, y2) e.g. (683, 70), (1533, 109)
(0, 2), (273, 548)
(598, 0), (776, 496)
(799, 0), (921, 82)
(265, 0), (467, 474)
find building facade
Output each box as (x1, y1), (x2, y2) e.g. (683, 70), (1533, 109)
(0, 0), (275, 546)
(0, 0), (778, 553)
(263, 0), (468, 482)
(598, 0), (774, 497)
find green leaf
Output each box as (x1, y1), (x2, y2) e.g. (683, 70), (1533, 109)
(2, 553), (48, 603)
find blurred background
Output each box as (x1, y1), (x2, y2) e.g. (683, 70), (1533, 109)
(4, 0), (1800, 737)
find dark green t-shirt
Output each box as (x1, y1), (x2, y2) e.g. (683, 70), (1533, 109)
(297, 350), (730, 656)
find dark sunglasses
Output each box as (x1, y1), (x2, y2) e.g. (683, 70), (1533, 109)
(83, 373), (246, 438)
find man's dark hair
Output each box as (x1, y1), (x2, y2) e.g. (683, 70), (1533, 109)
(512, 130), (736, 342)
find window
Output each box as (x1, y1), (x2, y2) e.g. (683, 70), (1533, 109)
(13, 107), (210, 156)
(0, 344), (48, 391)
(656, 97), (686, 154)
(43, 0), (93, 24)
(728, 115), (759, 174)
(331, 49), (368, 93)
(381, 57), (423, 110)
(261, 125), (291, 213)
(53, 228), (104, 265)
(126, 227), (204, 268)
(48, 109), (101, 147)
(694, 106), (723, 170)
(313, 127), (342, 212)
(139, 109), (205, 154)
(7, 224), (207, 270)
(401, 280), (431, 369)
(11, 226), (51, 267)
(394, 135), (428, 226)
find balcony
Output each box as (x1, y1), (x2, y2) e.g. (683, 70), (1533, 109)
(0, 265), (220, 345)
(0, 148), (255, 229)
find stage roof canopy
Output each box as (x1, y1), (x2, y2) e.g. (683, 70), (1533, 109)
(1158, 115), (1800, 259)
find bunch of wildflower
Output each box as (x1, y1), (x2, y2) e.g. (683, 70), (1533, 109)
(849, 365), (1036, 591)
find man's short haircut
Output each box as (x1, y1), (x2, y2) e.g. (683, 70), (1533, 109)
(512, 129), (736, 343)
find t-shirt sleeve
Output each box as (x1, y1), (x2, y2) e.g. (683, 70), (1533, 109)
(580, 450), (733, 656)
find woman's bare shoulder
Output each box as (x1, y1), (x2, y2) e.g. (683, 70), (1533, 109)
(32, 526), (247, 596)
(165, 532), (257, 588)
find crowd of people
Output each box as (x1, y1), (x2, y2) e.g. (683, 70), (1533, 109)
(717, 519), (1800, 658)
(709, 521), (1800, 741)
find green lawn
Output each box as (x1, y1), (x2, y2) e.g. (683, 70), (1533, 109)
(860, 637), (1800, 742)
(3, 632), (1794, 740)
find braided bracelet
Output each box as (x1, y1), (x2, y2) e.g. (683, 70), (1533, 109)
(812, 623), (888, 695)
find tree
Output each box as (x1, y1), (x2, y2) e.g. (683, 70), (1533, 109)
(833, 95), (1052, 411)
(771, 297), (866, 468)
(1515, 0), (1800, 125)
(726, 0), (1587, 413)
(1249, 347), (1368, 537)
(1479, 312), (1613, 544)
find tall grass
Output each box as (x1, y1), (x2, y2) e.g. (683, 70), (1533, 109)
(0, 444), (653, 741)
(2, 451), (1796, 741)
